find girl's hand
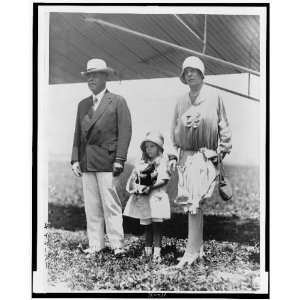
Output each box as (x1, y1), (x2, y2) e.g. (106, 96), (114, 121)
(142, 186), (151, 195)
(113, 162), (124, 177)
(169, 159), (177, 172)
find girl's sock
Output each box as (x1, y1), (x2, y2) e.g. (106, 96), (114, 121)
(144, 224), (153, 247)
(145, 246), (152, 256)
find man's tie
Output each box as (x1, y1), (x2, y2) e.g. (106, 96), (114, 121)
(93, 96), (98, 110)
(87, 97), (97, 119)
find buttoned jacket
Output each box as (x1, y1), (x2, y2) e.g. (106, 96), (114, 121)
(71, 90), (132, 172)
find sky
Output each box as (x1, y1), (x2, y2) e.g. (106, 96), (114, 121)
(46, 73), (260, 165)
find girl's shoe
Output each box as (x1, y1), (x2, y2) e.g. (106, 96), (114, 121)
(152, 247), (161, 263)
(152, 256), (162, 263)
(145, 246), (152, 256)
(140, 246), (152, 259)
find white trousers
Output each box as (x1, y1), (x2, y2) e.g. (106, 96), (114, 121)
(82, 172), (124, 250)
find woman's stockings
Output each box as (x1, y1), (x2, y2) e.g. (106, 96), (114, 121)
(185, 208), (204, 255)
(176, 209), (204, 267)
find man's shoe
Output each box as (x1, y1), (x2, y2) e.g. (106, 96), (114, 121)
(114, 248), (126, 258)
(80, 247), (103, 255)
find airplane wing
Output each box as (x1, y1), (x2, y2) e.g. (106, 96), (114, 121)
(49, 13), (260, 85)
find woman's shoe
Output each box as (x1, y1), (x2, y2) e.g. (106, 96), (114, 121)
(175, 252), (203, 269)
(176, 245), (204, 262)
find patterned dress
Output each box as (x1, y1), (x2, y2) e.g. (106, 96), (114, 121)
(171, 86), (232, 214)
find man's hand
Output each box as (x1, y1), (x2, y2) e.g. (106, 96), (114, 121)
(72, 162), (82, 177)
(113, 162), (124, 177)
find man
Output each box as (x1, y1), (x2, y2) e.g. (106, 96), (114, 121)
(71, 58), (132, 256)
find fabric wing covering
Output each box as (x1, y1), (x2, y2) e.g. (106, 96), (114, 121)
(49, 13), (260, 84)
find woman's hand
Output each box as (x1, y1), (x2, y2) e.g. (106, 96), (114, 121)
(211, 152), (226, 165)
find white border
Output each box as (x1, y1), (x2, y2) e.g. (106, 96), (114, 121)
(34, 4), (268, 295)
(41, 5), (265, 16)
(33, 8), (50, 293)
(258, 6), (268, 294)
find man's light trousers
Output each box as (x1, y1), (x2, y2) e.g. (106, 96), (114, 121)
(82, 172), (124, 250)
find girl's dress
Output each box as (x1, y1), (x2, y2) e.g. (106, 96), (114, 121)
(123, 155), (171, 224)
(170, 86), (232, 214)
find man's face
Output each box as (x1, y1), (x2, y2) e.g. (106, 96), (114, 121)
(183, 67), (203, 87)
(87, 72), (108, 94)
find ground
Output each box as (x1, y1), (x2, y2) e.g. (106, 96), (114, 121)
(46, 161), (260, 292)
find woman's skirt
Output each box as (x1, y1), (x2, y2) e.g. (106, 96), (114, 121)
(175, 148), (218, 214)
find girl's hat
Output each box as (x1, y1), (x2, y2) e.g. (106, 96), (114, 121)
(140, 131), (164, 152)
(180, 56), (205, 84)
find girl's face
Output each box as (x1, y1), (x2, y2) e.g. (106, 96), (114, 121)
(145, 141), (160, 159)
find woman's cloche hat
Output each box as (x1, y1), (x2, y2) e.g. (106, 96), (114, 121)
(140, 131), (164, 153)
(81, 58), (115, 77)
(180, 56), (205, 84)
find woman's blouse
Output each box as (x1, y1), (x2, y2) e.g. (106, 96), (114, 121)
(171, 86), (232, 154)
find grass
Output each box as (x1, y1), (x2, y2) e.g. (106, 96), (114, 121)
(47, 160), (260, 292)
(46, 229), (260, 292)
(48, 161), (259, 219)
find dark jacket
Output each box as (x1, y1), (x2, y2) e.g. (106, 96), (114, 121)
(71, 90), (132, 172)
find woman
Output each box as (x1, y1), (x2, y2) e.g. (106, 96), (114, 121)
(170, 56), (232, 268)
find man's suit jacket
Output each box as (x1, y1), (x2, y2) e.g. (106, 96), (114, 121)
(71, 90), (132, 172)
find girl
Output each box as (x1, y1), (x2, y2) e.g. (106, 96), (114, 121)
(124, 131), (171, 262)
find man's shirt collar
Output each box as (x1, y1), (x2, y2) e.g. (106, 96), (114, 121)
(93, 88), (106, 103)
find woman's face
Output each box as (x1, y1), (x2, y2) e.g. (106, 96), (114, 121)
(145, 141), (160, 159)
(183, 67), (203, 87)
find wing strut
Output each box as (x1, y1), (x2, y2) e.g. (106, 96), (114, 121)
(85, 17), (260, 102)
(85, 17), (260, 77)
